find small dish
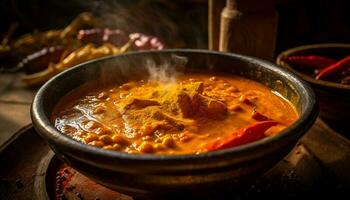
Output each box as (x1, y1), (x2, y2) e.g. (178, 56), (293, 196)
(277, 44), (350, 130)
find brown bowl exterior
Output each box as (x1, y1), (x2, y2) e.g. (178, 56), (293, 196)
(31, 49), (318, 198)
(276, 43), (350, 127)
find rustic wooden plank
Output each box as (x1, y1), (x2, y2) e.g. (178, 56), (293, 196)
(300, 119), (350, 185)
(0, 73), (17, 96)
(0, 73), (36, 104)
(0, 126), (51, 200)
(0, 103), (31, 147)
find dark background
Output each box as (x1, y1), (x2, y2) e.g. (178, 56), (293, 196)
(0, 0), (349, 56)
(276, 0), (350, 53)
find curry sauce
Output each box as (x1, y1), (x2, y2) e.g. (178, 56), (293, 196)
(52, 74), (298, 155)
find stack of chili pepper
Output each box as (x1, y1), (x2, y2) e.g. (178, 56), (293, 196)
(7, 28), (165, 86)
(77, 28), (165, 51)
(282, 55), (350, 85)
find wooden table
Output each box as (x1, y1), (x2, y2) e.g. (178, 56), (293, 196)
(0, 73), (36, 147)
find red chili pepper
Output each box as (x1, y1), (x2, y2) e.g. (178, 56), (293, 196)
(252, 110), (270, 121)
(283, 55), (336, 69)
(77, 28), (128, 46)
(205, 121), (278, 152)
(77, 29), (165, 50)
(16, 46), (65, 73)
(316, 55), (350, 80)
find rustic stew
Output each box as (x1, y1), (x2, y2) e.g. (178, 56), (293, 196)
(53, 74), (298, 155)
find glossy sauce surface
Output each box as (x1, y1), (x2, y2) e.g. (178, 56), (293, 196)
(53, 74), (298, 154)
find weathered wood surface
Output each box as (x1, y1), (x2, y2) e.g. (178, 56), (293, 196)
(301, 119), (350, 185)
(0, 73), (36, 147)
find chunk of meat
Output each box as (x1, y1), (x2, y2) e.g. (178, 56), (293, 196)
(152, 109), (196, 130)
(197, 95), (228, 119)
(176, 92), (205, 118)
(158, 81), (227, 119)
(177, 82), (203, 117)
(159, 82), (204, 118)
(177, 81), (227, 119)
(182, 82), (204, 96)
(208, 99), (227, 115)
(177, 91), (193, 117)
(122, 105), (196, 137)
(122, 98), (160, 111)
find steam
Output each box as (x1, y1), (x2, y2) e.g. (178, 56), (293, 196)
(81, 0), (181, 47)
(145, 54), (188, 84)
(145, 60), (177, 84)
(76, 0), (206, 48)
(74, 0), (204, 84)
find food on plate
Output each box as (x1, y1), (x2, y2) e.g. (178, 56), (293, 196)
(0, 12), (98, 61)
(0, 12), (165, 87)
(53, 74), (298, 155)
(17, 30), (165, 87)
(21, 42), (131, 86)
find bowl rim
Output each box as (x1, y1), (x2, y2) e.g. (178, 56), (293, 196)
(276, 43), (350, 90)
(31, 49), (318, 161)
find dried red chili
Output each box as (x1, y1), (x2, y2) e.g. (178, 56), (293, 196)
(77, 28), (128, 46)
(316, 55), (350, 80)
(204, 121), (278, 152)
(252, 109), (270, 121)
(77, 28), (165, 50)
(16, 46), (65, 73)
(283, 55), (336, 69)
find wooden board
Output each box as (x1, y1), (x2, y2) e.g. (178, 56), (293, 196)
(0, 73), (36, 147)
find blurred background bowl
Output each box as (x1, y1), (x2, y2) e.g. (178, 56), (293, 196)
(277, 43), (350, 136)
